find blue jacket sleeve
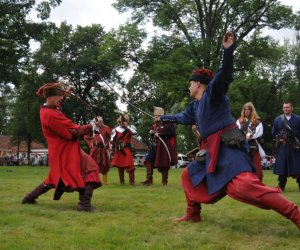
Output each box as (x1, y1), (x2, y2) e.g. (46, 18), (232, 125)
(208, 44), (235, 104)
(160, 101), (196, 125)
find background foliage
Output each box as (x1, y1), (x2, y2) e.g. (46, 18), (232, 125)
(0, 0), (299, 155)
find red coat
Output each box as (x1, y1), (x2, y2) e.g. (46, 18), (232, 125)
(40, 106), (100, 191)
(111, 126), (135, 167)
(84, 125), (112, 174)
(154, 123), (178, 168)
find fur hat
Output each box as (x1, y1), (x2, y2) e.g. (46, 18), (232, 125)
(36, 83), (65, 98)
(154, 107), (164, 116)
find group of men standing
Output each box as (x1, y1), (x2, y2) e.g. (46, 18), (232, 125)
(21, 31), (300, 232)
(83, 110), (178, 186)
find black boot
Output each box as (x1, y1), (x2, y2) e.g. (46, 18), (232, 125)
(129, 170), (135, 185)
(278, 175), (287, 191)
(161, 169), (169, 186)
(296, 178), (300, 192)
(118, 168), (125, 185)
(22, 183), (52, 204)
(77, 183), (94, 212)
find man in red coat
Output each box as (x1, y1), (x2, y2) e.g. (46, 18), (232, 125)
(84, 116), (112, 185)
(110, 114), (137, 185)
(142, 107), (178, 186)
(22, 83), (101, 211)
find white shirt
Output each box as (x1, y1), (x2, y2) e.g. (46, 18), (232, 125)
(285, 115), (291, 121)
(236, 120), (263, 139)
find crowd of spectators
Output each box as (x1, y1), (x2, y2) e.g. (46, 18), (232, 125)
(0, 155), (48, 166)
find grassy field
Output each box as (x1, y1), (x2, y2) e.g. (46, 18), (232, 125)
(0, 166), (299, 250)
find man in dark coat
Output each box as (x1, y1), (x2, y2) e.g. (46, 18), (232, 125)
(272, 101), (300, 191)
(142, 107), (178, 186)
(157, 32), (300, 231)
(22, 83), (101, 211)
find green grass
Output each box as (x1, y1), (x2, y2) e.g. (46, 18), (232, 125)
(0, 166), (299, 250)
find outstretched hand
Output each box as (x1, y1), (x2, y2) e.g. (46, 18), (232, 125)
(222, 32), (236, 49)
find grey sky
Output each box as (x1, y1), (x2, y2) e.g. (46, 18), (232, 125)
(45, 0), (300, 41)
(45, 0), (129, 30)
(37, 0), (300, 111)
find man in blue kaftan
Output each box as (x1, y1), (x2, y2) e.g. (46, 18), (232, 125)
(157, 32), (300, 231)
(272, 101), (300, 190)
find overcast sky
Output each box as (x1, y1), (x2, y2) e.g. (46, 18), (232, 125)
(35, 0), (300, 111)
(44, 0), (300, 41)
(45, 0), (129, 30)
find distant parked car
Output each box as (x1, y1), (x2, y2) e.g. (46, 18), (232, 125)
(176, 154), (190, 168)
(134, 153), (146, 166)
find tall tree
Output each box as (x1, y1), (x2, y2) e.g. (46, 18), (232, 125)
(228, 38), (300, 153)
(9, 65), (45, 159)
(114, 0), (295, 68)
(33, 23), (132, 125)
(0, 0), (61, 86)
(295, 11), (300, 83)
(0, 85), (13, 134)
(115, 1), (298, 152)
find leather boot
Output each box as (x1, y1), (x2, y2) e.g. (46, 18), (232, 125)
(176, 192), (201, 222)
(141, 161), (153, 185)
(129, 170), (135, 185)
(161, 169), (169, 186)
(259, 192), (300, 230)
(103, 174), (108, 185)
(22, 183), (52, 204)
(118, 168), (125, 185)
(278, 175), (287, 191)
(77, 183), (94, 212)
(296, 178), (300, 192)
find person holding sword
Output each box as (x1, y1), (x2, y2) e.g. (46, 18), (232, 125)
(84, 116), (112, 185)
(156, 32), (300, 231)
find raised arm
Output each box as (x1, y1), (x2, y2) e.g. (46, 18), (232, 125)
(209, 32), (236, 104)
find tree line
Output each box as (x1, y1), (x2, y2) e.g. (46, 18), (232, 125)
(0, 0), (300, 157)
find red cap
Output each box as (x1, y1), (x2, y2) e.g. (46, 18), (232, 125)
(188, 68), (213, 85)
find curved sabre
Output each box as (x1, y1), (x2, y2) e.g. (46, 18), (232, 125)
(98, 131), (111, 159)
(157, 135), (172, 163)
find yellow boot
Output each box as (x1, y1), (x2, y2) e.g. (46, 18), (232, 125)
(103, 174), (108, 185)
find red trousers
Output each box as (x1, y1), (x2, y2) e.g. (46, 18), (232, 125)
(252, 151), (263, 179)
(182, 167), (285, 209)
